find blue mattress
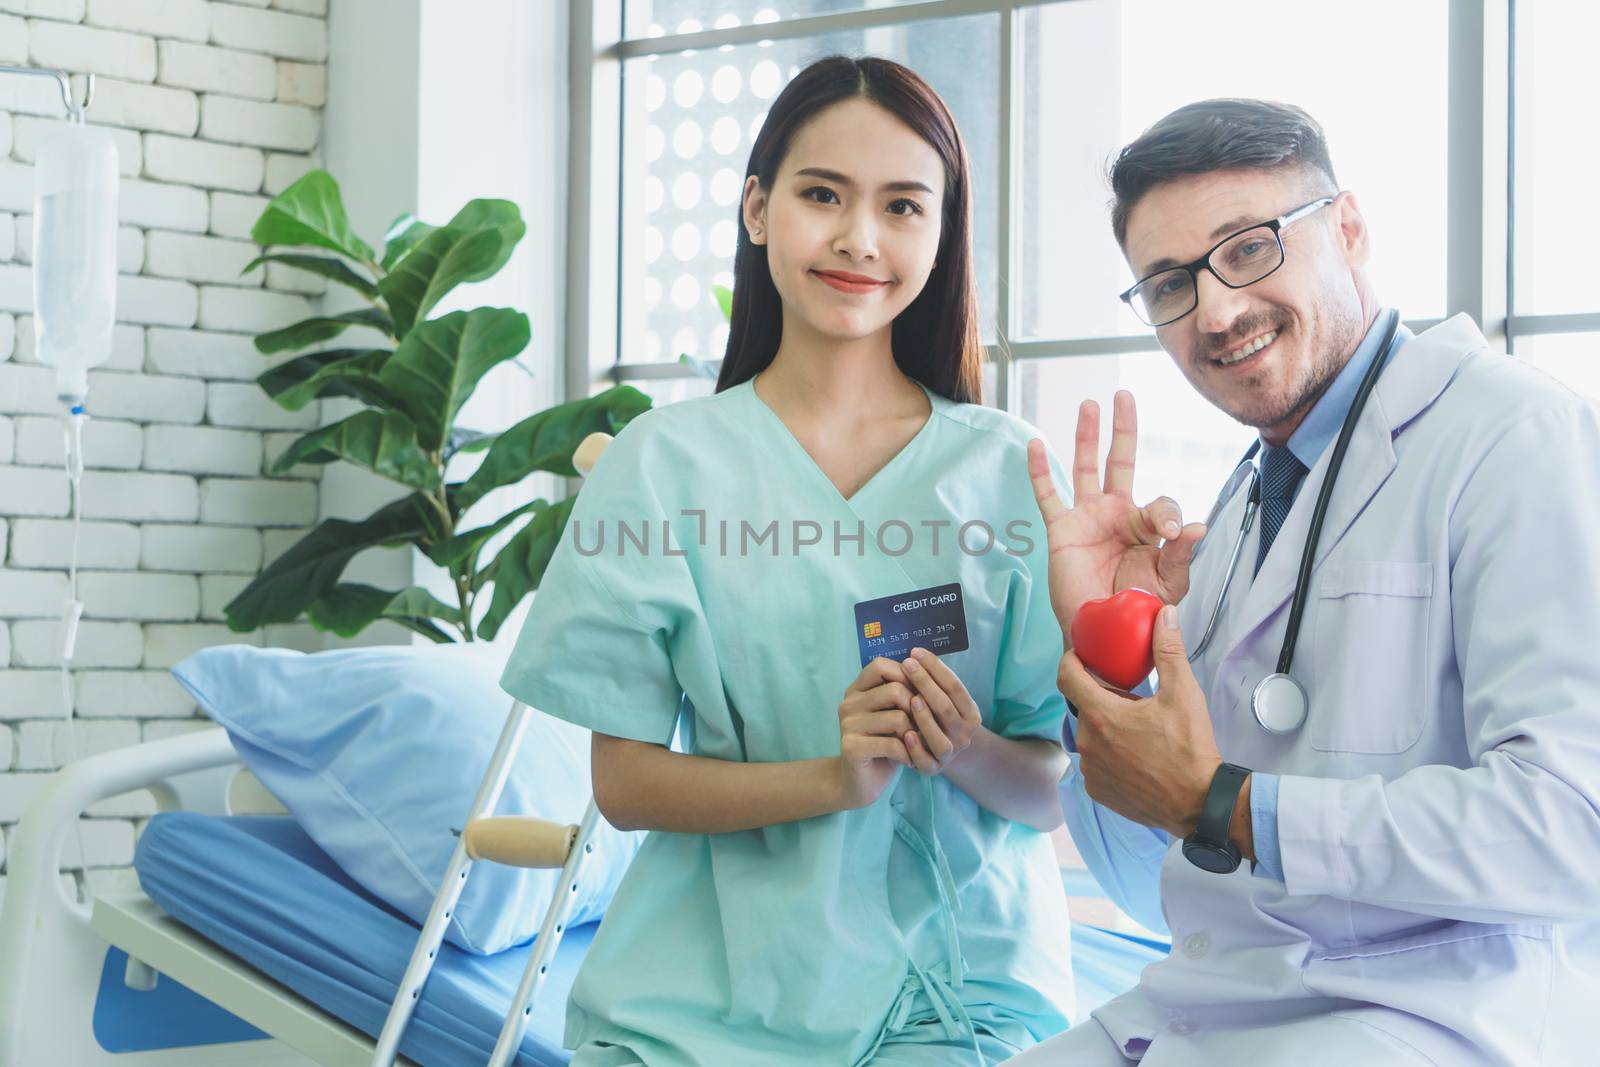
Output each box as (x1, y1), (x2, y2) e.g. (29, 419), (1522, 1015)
(135, 812), (591, 1067)
(135, 813), (1166, 1067)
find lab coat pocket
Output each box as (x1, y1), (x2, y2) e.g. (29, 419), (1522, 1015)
(1311, 561), (1433, 754)
(1301, 921), (1553, 1059)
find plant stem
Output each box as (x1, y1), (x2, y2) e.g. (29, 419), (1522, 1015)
(424, 449), (474, 641)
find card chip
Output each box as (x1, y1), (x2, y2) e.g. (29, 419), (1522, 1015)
(863, 621), (882, 639)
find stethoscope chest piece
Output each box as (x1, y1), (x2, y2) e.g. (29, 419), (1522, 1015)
(1252, 672), (1309, 734)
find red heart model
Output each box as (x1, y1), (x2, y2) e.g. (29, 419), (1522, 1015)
(1070, 588), (1164, 691)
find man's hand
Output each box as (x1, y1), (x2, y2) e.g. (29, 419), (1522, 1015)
(1059, 604), (1226, 840)
(1027, 390), (1208, 638)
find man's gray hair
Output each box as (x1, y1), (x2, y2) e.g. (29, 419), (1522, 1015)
(1109, 98), (1338, 246)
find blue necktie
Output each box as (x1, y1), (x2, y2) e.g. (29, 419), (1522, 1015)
(1255, 445), (1307, 576)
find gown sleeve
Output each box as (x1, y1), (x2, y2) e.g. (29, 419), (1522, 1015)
(499, 416), (695, 747)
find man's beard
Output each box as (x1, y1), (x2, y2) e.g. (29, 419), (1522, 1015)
(1199, 309), (1362, 434)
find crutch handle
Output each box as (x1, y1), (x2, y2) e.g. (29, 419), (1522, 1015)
(463, 816), (578, 868)
(573, 432), (612, 476)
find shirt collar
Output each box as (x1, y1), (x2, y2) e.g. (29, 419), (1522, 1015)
(1273, 309), (1411, 471)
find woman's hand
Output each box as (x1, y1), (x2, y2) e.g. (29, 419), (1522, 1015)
(1026, 391), (1208, 638)
(833, 658), (915, 809)
(900, 647), (982, 775)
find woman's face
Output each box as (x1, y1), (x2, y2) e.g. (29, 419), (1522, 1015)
(743, 97), (947, 345)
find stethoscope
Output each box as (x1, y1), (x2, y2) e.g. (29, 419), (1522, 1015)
(1186, 310), (1403, 735)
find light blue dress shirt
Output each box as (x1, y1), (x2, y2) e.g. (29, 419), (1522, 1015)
(1249, 310), (1411, 880)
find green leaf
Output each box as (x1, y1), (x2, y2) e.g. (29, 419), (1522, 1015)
(257, 348), (393, 411)
(223, 494), (434, 631)
(271, 410), (441, 490)
(243, 253), (380, 299)
(453, 385), (651, 513)
(380, 213), (438, 271)
(306, 583), (462, 642)
(446, 427), (497, 459)
(377, 199), (525, 335)
(376, 307), (531, 453)
(475, 497), (576, 641)
(424, 498), (543, 571)
(250, 171), (375, 263)
(712, 283), (733, 321)
(255, 307), (395, 355)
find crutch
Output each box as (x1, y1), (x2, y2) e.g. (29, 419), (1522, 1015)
(371, 431), (614, 1067)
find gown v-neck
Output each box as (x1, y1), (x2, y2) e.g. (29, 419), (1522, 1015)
(740, 375), (941, 508)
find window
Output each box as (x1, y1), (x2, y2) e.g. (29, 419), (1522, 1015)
(1506, 0), (1600, 395)
(573, 0), (1541, 936)
(1512, 1), (1600, 318)
(1017, 0), (1449, 344)
(618, 9), (999, 373)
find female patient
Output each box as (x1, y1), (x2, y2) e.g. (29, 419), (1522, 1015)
(502, 55), (1076, 1066)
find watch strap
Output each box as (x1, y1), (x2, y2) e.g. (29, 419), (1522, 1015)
(1195, 762), (1250, 845)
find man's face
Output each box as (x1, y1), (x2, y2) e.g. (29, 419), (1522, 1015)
(1122, 168), (1371, 441)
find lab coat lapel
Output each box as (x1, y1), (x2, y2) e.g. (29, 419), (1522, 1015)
(1216, 314), (1485, 662)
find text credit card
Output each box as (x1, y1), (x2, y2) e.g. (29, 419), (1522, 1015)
(853, 582), (969, 667)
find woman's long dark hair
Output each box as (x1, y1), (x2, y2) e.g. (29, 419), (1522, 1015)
(714, 55), (984, 405)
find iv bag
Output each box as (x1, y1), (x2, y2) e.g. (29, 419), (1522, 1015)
(33, 122), (118, 406)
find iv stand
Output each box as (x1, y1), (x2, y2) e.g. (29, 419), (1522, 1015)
(0, 61), (99, 904)
(0, 64), (95, 123)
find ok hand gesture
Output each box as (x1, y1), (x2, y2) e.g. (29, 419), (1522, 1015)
(1026, 391), (1208, 639)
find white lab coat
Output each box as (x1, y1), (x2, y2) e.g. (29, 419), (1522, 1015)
(1049, 316), (1600, 1066)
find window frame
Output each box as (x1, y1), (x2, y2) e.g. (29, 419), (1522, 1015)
(570, 0), (1598, 409)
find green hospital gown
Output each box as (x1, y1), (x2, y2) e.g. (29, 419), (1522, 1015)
(500, 378), (1076, 1066)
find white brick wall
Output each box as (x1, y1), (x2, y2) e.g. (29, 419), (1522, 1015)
(200, 477), (315, 527)
(10, 518), (140, 568)
(146, 326), (264, 380)
(1, 1), (332, 885)
(140, 523), (261, 573)
(208, 379), (317, 431)
(145, 424), (263, 476)
(158, 41), (276, 101)
(199, 95), (317, 152)
(12, 619), (142, 667)
(14, 414), (143, 468)
(144, 230), (260, 285)
(197, 285), (312, 334)
(207, 190), (267, 240)
(208, 5), (326, 62)
(143, 133), (265, 193)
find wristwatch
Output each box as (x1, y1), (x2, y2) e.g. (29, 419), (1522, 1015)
(1182, 762), (1250, 873)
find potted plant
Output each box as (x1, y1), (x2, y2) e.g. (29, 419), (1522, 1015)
(222, 170), (650, 642)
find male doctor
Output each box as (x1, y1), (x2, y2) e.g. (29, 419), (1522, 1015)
(1010, 99), (1600, 1065)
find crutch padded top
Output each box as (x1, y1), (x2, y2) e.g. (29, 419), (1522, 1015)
(464, 817), (578, 868)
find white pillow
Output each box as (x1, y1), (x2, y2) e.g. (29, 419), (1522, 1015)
(171, 641), (641, 955)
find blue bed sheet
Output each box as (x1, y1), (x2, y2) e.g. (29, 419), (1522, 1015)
(134, 813), (1166, 1067)
(135, 812), (590, 1067)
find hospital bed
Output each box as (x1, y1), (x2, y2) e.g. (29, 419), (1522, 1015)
(0, 717), (597, 1067)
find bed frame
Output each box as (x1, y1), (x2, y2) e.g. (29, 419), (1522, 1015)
(0, 711), (600, 1067)
(0, 726), (346, 1065)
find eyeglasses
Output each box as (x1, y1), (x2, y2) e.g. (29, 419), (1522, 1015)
(1118, 197), (1335, 328)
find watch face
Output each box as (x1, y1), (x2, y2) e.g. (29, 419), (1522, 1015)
(1183, 839), (1240, 874)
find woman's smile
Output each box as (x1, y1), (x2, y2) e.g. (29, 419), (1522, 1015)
(811, 268), (890, 295)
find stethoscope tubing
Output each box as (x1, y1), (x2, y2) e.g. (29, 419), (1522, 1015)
(1183, 310), (1404, 679)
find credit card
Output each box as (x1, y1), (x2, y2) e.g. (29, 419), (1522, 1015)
(853, 582), (969, 667)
